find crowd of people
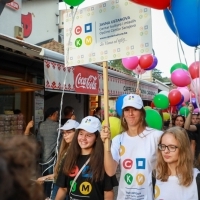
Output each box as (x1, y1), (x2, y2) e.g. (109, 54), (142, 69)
(1, 94), (200, 200)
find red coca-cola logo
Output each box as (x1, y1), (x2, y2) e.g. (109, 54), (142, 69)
(74, 66), (99, 94)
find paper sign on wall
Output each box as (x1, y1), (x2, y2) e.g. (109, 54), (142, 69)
(64, 0), (152, 67)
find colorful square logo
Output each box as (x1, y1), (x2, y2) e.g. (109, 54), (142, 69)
(85, 23), (92, 33)
(136, 158), (146, 169)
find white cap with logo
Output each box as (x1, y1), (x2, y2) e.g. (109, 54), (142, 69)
(77, 116), (101, 133)
(122, 94), (143, 109)
(58, 119), (80, 130)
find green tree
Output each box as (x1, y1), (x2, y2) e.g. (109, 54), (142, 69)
(108, 59), (132, 75)
(152, 69), (163, 81)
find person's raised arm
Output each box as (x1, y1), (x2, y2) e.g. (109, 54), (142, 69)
(101, 125), (118, 176)
(184, 103), (197, 131)
(24, 120), (34, 136)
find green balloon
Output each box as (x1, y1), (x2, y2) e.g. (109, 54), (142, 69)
(153, 94), (169, 109)
(179, 106), (189, 117)
(63, 0), (84, 7)
(170, 63), (188, 74)
(144, 106), (152, 110)
(145, 109), (163, 130)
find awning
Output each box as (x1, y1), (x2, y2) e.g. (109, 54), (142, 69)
(44, 60), (158, 100)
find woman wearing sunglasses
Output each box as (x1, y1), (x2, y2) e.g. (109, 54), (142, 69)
(154, 127), (200, 200)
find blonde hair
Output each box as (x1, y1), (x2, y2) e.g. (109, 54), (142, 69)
(156, 127), (193, 186)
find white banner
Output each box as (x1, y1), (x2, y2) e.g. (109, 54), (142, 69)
(44, 60), (158, 100)
(64, 0), (152, 66)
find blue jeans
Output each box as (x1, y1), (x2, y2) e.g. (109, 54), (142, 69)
(51, 184), (68, 200)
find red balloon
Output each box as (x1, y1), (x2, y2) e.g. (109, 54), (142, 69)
(189, 61), (200, 79)
(168, 89), (182, 106)
(139, 54), (153, 69)
(129, 0), (170, 10)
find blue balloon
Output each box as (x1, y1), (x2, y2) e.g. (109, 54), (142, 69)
(163, 0), (200, 47)
(176, 104), (182, 111)
(116, 94), (126, 117)
(191, 98), (198, 109)
(176, 95), (184, 106)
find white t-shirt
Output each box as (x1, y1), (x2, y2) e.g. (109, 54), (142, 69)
(111, 127), (163, 200)
(155, 168), (199, 200)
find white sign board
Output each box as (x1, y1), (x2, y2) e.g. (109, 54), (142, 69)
(64, 0), (152, 67)
(59, 0), (109, 10)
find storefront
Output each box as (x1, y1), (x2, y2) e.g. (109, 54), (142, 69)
(44, 60), (158, 119)
(0, 34), (45, 132)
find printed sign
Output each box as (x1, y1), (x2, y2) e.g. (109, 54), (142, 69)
(73, 66), (99, 94)
(64, 0), (152, 66)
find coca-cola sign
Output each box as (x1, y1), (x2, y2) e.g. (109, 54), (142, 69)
(74, 66), (99, 94)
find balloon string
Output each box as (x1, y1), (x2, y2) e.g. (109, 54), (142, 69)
(168, 9), (188, 66)
(49, 5), (79, 199)
(136, 74), (140, 89)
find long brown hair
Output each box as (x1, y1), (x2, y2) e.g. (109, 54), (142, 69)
(121, 107), (147, 135)
(63, 130), (104, 182)
(156, 127), (193, 186)
(54, 132), (71, 180)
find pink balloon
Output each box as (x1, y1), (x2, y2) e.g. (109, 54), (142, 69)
(122, 56), (139, 70)
(177, 87), (190, 102)
(171, 69), (191, 87)
(133, 65), (146, 75)
(191, 77), (200, 103)
(193, 108), (200, 113)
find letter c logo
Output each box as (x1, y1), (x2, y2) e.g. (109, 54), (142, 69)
(123, 159), (133, 169)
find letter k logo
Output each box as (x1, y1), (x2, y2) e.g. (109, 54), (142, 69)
(75, 38), (82, 47)
(124, 173), (133, 185)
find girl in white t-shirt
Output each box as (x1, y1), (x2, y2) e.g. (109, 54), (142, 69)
(154, 127), (200, 200)
(101, 94), (163, 200)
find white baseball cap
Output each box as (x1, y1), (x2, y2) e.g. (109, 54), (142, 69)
(77, 116), (101, 133)
(122, 94), (143, 109)
(58, 119), (80, 130)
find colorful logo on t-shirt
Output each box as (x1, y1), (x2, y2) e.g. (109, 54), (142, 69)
(136, 158), (146, 169)
(123, 159), (133, 169)
(136, 173), (145, 185)
(82, 166), (92, 178)
(70, 180), (77, 192)
(124, 173), (133, 185)
(69, 166), (79, 177)
(119, 145), (125, 156)
(79, 181), (92, 195)
(154, 185), (160, 199)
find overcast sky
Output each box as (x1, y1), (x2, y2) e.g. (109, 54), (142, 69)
(151, 9), (196, 78)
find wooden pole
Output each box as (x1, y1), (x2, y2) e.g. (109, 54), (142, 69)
(103, 61), (110, 151)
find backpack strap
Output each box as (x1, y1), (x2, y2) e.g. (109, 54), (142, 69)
(196, 173), (200, 200)
(152, 170), (156, 196)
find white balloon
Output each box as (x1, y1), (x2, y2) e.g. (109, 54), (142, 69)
(159, 91), (169, 97)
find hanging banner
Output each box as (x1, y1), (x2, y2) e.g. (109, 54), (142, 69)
(44, 60), (158, 100)
(64, 0), (152, 67)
